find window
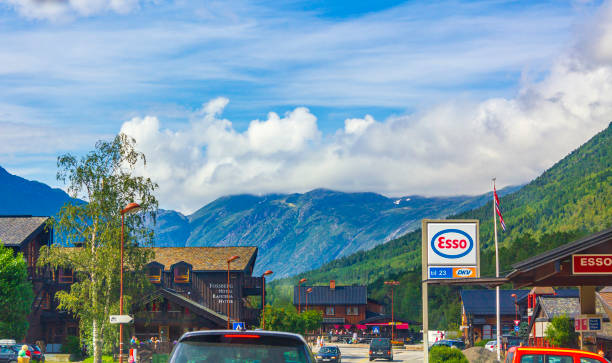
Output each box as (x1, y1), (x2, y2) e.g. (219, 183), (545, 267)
(347, 306), (359, 315)
(174, 265), (190, 283)
(504, 352), (514, 363)
(58, 268), (73, 283)
(547, 356), (573, 363)
(40, 293), (50, 310)
(520, 355), (544, 363)
(325, 306), (335, 316)
(580, 358), (603, 363)
(147, 266), (162, 284)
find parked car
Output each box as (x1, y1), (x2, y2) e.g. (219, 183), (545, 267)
(485, 340), (497, 352)
(0, 345), (18, 363)
(505, 346), (610, 363)
(316, 345), (341, 363)
(369, 338), (392, 361)
(431, 339), (465, 350)
(168, 330), (316, 363)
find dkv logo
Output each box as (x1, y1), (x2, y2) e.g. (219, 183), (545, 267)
(431, 229), (474, 259)
(454, 268), (475, 277)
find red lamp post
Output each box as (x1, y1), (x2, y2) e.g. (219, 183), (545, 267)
(384, 280), (400, 342)
(298, 278), (307, 314)
(305, 288), (313, 311)
(262, 270), (273, 330)
(511, 293), (518, 336)
(119, 202), (140, 363)
(227, 255), (240, 329)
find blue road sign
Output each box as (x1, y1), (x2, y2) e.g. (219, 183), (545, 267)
(232, 322), (245, 330)
(514, 326), (520, 332)
(372, 327), (380, 334)
(428, 267), (453, 279)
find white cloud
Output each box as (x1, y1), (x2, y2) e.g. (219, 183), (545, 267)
(3, 0), (142, 21)
(119, 1), (612, 214)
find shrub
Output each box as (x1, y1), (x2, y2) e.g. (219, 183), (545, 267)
(474, 340), (488, 347)
(545, 315), (578, 348)
(60, 336), (83, 361)
(429, 346), (468, 363)
(82, 355), (117, 363)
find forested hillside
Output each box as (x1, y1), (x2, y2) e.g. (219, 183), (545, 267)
(268, 122), (612, 329)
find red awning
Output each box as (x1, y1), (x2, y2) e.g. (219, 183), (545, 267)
(397, 324), (410, 329)
(357, 325), (367, 330)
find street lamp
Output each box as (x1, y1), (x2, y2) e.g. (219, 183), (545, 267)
(384, 280), (400, 342)
(511, 293), (518, 336)
(298, 278), (307, 314)
(261, 270), (273, 330)
(227, 255), (240, 329)
(306, 288), (313, 311)
(119, 202), (140, 363)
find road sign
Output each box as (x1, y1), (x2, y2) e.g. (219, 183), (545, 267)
(574, 316), (602, 331)
(588, 318), (602, 331)
(514, 326), (520, 332)
(572, 254), (612, 275)
(514, 320), (520, 326)
(232, 322), (245, 330)
(109, 315), (133, 324)
(372, 327), (380, 334)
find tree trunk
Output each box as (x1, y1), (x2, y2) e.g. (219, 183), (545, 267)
(92, 319), (101, 363)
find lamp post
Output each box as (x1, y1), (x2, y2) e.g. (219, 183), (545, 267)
(511, 293), (518, 336)
(227, 255), (240, 329)
(306, 288), (313, 311)
(298, 278), (307, 314)
(384, 280), (400, 342)
(119, 202), (140, 363)
(262, 270), (273, 330)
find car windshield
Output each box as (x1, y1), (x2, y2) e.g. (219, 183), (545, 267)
(169, 335), (312, 363)
(318, 347), (337, 354)
(370, 339), (390, 347)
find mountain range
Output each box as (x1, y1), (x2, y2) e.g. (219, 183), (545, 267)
(0, 164), (519, 277)
(267, 122), (612, 328)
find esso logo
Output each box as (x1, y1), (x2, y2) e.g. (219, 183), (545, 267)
(430, 229), (474, 259)
(455, 268), (474, 277)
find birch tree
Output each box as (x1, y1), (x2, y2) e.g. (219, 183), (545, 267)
(39, 134), (158, 363)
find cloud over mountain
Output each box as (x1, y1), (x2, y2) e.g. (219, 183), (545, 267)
(119, 1), (612, 214)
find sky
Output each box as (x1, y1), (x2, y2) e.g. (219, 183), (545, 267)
(1, 0), (612, 213)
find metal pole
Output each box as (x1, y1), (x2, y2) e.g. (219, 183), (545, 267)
(227, 262), (230, 329)
(493, 178), (501, 361)
(119, 213), (124, 363)
(262, 276), (266, 330)
(298, 282), (302, 314)
(391, 286), (395, 342)
(422, 281), (428, 363)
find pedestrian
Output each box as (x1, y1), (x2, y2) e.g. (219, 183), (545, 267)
(18, 345), (30, 363)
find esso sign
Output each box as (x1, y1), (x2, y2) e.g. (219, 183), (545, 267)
(426, 222), (478, 266)
(431, 229), (473, 258)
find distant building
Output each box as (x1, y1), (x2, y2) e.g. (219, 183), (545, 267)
(294, 281), (367, 327)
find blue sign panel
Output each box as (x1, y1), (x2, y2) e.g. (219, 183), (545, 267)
(588, 318), (601, 331)
(429, 267), (453, 279)
(514, 326), (520, 332)
(233, 322), (245, 330)
(372, 327), (380, 334)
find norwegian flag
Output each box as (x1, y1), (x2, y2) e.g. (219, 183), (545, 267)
(494, 186), (506, 231)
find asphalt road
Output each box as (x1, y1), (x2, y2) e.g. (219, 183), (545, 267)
(314, 344), (425, 363)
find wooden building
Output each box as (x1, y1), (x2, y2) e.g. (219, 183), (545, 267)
(1, 216), (264, 350)
(293, 281), (368, 327)
(135, 247), (263, 342)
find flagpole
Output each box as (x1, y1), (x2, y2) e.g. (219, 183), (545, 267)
(493, 178), (501, 362)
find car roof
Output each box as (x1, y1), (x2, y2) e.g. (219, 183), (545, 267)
(178, 330), (308, 345)
(509, 347), (602, 358)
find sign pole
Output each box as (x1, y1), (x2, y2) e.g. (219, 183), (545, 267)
(422, 222), (429, 363)
(493, 178), (501, 362)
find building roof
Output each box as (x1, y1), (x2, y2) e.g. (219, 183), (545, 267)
(150, 247), (257, 272)
(538, 297), (581, 319)
(460, 289), (529, 315)
(0, 216), (49, 247)
(293, 285), (367, 306)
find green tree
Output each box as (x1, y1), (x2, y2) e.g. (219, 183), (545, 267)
(39, 134), (158, 363)
(260, 305), (322, 335)
(545, 315), (578, 348)
(0, 241), (34, 340)
(518, 321), (530, 344)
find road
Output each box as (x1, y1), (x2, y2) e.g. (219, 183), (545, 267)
(313, 344), (424, 363)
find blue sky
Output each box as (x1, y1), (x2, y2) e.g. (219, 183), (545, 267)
(1, 0), (611, 212)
